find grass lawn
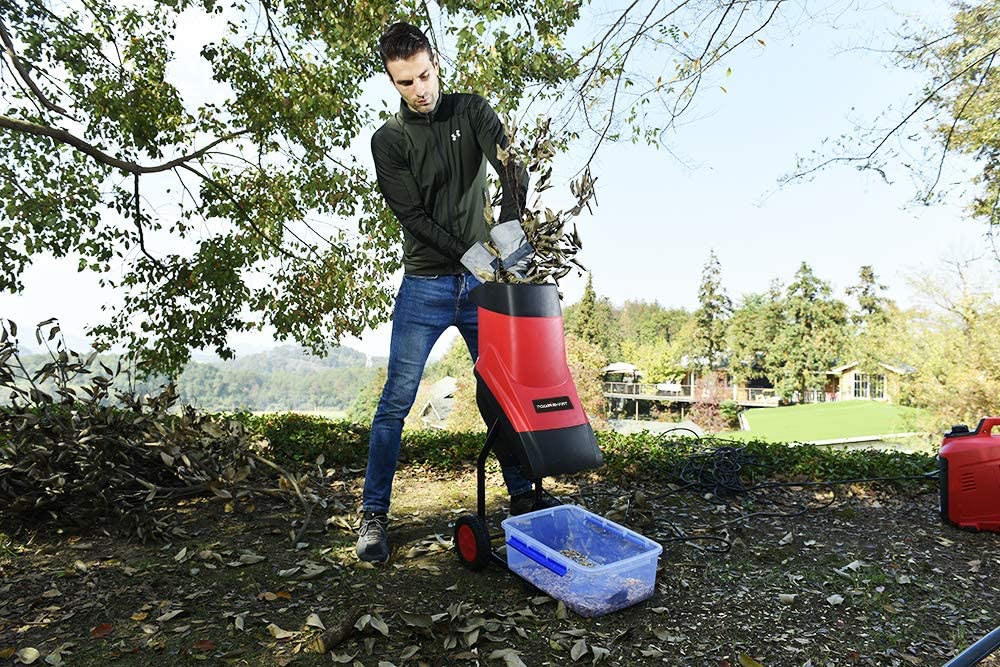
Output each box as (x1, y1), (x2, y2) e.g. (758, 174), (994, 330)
(725, 400), (926, 443)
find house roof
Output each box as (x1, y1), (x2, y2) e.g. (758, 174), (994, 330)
(830, 361), (917, 375)
(420, 376), (459, 427)
(602, 362), (643, 376)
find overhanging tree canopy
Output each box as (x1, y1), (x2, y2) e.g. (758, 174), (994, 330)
(789, 1), (1000, 232)
(1, 0), (791, 375)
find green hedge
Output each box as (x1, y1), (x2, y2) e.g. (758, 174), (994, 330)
(242, 413), (938, 486)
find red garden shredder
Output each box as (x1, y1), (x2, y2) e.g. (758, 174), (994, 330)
(453, 282), (605, 570)
(938, 417), (1000, 532)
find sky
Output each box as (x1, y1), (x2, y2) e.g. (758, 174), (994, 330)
(1, 0), (994, 363)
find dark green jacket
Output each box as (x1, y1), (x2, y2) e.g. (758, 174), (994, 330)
(371, 92), (527, 275)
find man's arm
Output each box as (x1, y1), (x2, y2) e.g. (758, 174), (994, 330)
(469, 96), (528, 223)
(371, 133), (467, 262)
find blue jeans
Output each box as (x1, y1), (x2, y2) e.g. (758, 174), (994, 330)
(362, 273), (534, 513)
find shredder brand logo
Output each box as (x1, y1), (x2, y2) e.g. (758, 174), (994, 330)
(532, 396), (573, 413)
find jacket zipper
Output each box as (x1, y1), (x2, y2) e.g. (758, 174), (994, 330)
(427, 111), (460, 272)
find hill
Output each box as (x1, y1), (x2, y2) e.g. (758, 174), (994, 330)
(7, 345), (384, 413)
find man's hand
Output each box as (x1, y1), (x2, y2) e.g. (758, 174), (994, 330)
(460, 242), (499, 282)
(490, 220), (534, 278)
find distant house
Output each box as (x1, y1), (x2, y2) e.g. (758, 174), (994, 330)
(602, 355), (916, 408)
(418, 376), (458, 429)
(601, 362), (643, 383)
(827, 361), (916, 403)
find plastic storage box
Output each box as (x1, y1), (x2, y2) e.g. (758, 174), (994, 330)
(501, 505), (662, 617)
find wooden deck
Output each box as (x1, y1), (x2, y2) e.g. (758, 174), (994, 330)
(603, 382), (781, 408)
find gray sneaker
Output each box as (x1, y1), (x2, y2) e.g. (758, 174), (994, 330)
(355, 511), (389, 563)
(509, 490), (562, 516)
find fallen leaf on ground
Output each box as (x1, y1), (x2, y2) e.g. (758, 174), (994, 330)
(570, 638), (588, 661)
(826, 594), (845, 606)
(267, 623), (296, 640)
(305, 613), (325, 630)
(398, 611), (433, 628)
(16, 648), (40, 664)
(488, 648), (527, 667)
(193, 640), (215, 651)
(738, 653), (765, 667)
(90, 624), (113, 639)
(156, 609), (184, 622)
(368, 615), (389, 637)
(237, 553), (266, 565)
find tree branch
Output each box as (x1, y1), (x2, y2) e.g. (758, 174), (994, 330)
(926, 51), (995, 201)
(259, 0), (290, 67)
(133, 173), (165, 271)
(577, 1), (665, 174)
(177, 163), (311, 263)
(785, 46), (1000, 184)
(0, 114), (250, 174)
(251, 454), (315, 544)
(0, 16), (72, 119)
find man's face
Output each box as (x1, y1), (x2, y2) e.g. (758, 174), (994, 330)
(385, 51), (440, 114)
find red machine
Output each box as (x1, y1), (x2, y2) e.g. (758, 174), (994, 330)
(454, 283), (604, 570)
(939, 417), (1000, 532)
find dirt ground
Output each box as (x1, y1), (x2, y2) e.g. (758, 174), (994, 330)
(2, 461), (999, 667)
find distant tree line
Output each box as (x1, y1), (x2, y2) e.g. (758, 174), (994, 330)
(9, 345), (383, 413)
(563, 253), (1000, 431)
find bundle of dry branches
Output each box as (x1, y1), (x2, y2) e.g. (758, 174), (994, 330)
(480, 117), (598, 285)
(0, 319), (317, 541)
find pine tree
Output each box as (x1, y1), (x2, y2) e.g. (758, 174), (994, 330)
(770, 262), (849, 399)
(570, 274), (602, 346)
(692, 250), (732, 369)
(846, 265), (890, 326)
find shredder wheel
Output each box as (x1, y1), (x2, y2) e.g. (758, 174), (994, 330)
(454, 514), (491, 571)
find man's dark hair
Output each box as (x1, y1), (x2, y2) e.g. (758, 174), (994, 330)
(378, 22), (434, 72)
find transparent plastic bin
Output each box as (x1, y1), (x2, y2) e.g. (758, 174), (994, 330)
(501, 505), (662, 617)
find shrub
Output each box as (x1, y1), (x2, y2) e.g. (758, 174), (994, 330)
(243, 412), (937, 491)
(243, 413), (485, 468)
(242, 412), (369, 465)
(594, 430), (936, 489)
(719, 400), (742, 429)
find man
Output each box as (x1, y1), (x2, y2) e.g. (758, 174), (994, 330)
(357, 22), (555, 563)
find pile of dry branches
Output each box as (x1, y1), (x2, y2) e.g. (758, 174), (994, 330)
(0, 320), (317, 541)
